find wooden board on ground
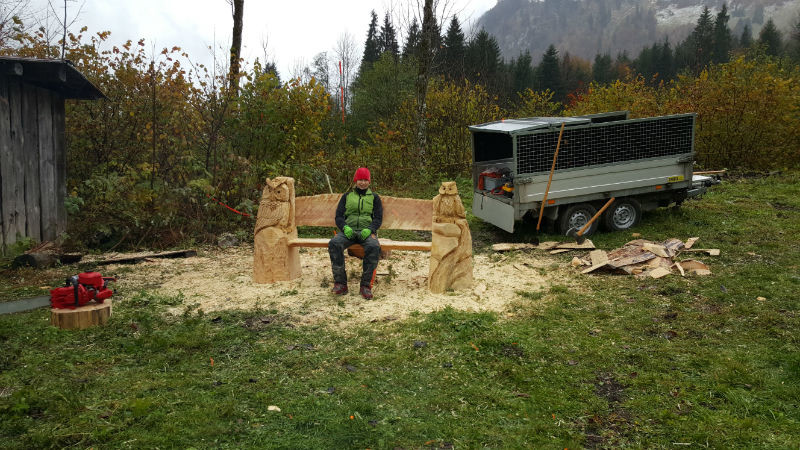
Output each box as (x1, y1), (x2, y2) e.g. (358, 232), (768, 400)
(684, 237), (699, 249)
(492, 243), (538, 252)
(682, 248), (720, 256)
(295, 194), (433, 231)
(51, 302), (112, 329)
(96, 250), (197, 265)
(553, 239), (595, 250)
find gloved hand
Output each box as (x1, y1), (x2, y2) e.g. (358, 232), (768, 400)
(360, 228), (371, 241)
(343, 225), (354, 239)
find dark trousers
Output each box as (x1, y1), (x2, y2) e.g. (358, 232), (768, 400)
(328, 233), (380, 287)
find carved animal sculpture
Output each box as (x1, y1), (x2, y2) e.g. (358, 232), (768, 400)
(432, 181), (466, 224)
(253, 177), (301, 283)
(429, 181), (472, 293)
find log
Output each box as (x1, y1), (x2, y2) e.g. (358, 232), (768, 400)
(95, 250), (197, 265)
(13, 252), (57, 268)
(51, 301), (112, 330)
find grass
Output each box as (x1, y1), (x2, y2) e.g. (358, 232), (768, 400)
(1, 173), (799, 448)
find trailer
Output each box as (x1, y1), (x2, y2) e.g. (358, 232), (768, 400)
(470, 111), (717, 234)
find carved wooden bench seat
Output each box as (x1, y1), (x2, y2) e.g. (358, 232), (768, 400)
(253, 177), (472, 293)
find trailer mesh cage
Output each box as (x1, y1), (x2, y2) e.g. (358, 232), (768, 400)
(516, 115), (695, 175)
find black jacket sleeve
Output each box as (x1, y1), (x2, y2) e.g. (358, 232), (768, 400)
(369, 193), (383, 233)
(334, 193), (347, 230)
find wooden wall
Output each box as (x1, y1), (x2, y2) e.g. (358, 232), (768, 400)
(0, 74), (66, 253)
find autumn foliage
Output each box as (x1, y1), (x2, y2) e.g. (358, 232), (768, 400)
(2, 25), (799, 249)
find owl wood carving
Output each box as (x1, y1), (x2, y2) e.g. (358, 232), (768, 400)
(255, 177), (295, 234)
(254, 177), (300, 283)
(432, 181), (466, 224)
(430, 181), (472, 293)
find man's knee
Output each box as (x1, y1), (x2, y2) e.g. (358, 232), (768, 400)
(363, 237), (380, 255)
(329, 234), (347, 252)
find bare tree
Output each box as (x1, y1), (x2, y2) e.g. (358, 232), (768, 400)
(227, 0), (244, 95)
(43, 0), (84, 58)
(333, 31), (360, 114)
(396, 0), (457, 158)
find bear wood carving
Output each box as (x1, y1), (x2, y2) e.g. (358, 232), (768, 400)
(429, 181), (473, 293)
(253, 177), (301, 283)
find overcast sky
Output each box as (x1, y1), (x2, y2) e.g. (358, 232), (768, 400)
(30, 0), (497, 79)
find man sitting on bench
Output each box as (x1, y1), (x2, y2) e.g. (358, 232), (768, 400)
(329, 167), (383, 299)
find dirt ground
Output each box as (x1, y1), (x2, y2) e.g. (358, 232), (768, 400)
(102, 245), (574, 327)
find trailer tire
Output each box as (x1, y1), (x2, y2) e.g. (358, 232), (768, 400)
(558, 203), (599, 236)
(602, 198), (642, 231)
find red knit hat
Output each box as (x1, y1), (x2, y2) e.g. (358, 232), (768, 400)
(353, 167), (371, 182)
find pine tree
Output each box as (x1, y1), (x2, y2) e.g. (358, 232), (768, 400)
(536, 44), (563, 100)
(758, 19), (783, 56)
(655, 38), (675, 81)
(378, 13), (399, 58)
(740, 24), (753, 48)
(403, 18), (420, 60)
(441, 16), (466, 80)
(592, 53), (613, 84)
(712, 3), (732, 63)
(361, 11), (381, 70)
(693, 6), (715, 71)
(511, 50), (534, 94)
(789, 15), (800, 62)
(465, 29), (503, 91)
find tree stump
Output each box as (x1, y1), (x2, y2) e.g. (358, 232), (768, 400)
(50, 302), (112, 330)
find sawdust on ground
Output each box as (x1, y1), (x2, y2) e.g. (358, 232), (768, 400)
(110, 245), (572, 327)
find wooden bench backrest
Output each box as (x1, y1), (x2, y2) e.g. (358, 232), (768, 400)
(295, 194), (433, 231)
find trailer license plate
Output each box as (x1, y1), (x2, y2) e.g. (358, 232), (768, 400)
(668, 175), (684, 183)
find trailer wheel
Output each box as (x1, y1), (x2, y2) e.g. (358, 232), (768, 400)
(603, 198), (642, 231)
(558, 203), (599, 236)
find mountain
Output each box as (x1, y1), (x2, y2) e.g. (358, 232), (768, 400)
(476, 0), (800, 62)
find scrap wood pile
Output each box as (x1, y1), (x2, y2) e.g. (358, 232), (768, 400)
(491, 237), (719, 279)
(573, 237), (719, 278)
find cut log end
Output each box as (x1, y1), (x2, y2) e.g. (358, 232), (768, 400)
(50, 302), (112, 330)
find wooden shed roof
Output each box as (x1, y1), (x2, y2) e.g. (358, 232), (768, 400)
(0, 56), (105, 100)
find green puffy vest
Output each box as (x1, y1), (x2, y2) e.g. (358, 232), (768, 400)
(344, 189), (374, 231)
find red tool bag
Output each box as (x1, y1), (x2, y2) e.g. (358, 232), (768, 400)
(50, 272), (116, 309)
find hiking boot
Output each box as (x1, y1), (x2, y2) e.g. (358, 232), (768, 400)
(331, 283), (348, 295)
(359, 285), (373, 300)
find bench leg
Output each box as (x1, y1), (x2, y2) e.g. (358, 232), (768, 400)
(429, 220), (473, 293)
(254, 227), (301, 283)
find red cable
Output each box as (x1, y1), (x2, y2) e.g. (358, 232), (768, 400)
(205, 194), (252, 217)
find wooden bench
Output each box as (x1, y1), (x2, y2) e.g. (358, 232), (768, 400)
(253, 177), (473, 293)
(290, 194), (433, 252)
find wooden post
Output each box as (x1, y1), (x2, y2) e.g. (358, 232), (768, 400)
(429, 182), (473, 293)
(253, 177), (301, 283)
(51, 302), (112, 330)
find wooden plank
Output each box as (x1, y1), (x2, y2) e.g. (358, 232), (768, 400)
(52, 95), (66, 237)
(492, 243), (538, 252)
(7, 78), (26, 242)
(288, 237), (431, 251)
(0, 76), (9, 250)
(37, 88), (56, 241)
(294, 194), (433, 230)
(21, 84), (41, 241)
